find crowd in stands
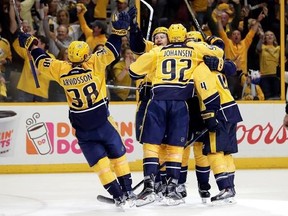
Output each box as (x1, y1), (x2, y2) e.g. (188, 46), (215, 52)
(0, 0), (287, 102)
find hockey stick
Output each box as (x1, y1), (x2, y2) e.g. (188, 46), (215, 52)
(106, 84), (138, 90)
(184, 0), (206, 40)
(96, 128), (208, 204)
(140, 0), (154, 40)
(12, 0), (40, 88)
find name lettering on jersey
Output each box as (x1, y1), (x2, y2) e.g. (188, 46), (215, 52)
(200, 82), (207, 90)
(62, 73), (93, 86)
(163, 49), (192, 58)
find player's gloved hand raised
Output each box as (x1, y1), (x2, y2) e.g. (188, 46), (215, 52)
(18, 32), (38, 51)
(205, 35), (225, 50)
(128, 6), (138, 33)
(128, 6), (137, 24)
(201, 111), (219, 132)
(203, 55), (224, 72)
(111, 11), (130, 36)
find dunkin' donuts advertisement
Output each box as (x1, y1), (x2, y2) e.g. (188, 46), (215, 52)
(0, 103), (287, 167)
(0, 110), (19, 156)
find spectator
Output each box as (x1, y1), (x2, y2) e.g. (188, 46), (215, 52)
(20, 0), (37, 32)
(241, 6), (265, 71)
(53, 8), (82, 40)
(241, 69), (265, 100)
(0, 22), (11, 101)
(0, 23), (12, 89)
(48, 47), (67, 102)
(77, 3), (107, 52)
(110, 46), (135, 101)
(43, 4), (73, 56)
(121, 35), (129, 49)
(189, 0), (208, 26)
(108, 0), (129, 35)
(256, 30), (280, 100)
(217, 9), (265, 99)
(69, 0), (96, 24)
(93, 0), (109, 20)
(13, 33), (54, 102)
(207, 0), (241, 37)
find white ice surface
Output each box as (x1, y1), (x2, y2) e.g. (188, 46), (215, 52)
(0, 169), (288, 216)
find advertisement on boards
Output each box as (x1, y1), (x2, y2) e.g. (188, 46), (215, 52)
(0, 103), (287, 166)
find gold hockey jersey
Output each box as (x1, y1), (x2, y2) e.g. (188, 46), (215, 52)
(130, 42), (223, 101)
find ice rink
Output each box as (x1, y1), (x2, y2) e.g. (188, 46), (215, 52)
(1, 169), (288, 216)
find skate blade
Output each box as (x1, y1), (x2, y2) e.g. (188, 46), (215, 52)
(155, 193), (165, 202)
(135, 194), (156, 207)
(165, 197), (185, 206)
(127, 199), (136, 207)
(211, 197), (236, 206)
(201, 197), (210, 204)
(115, 204), (126, 212)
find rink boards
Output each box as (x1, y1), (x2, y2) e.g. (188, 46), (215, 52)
(0, 101), (287, 173)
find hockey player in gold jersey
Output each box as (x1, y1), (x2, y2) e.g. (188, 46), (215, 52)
(129, 23), (223, 206)
(128, 6), (170, 201)
(182, 31), (243, 204)
(18, 12), (136, 208)
(200, 42), (243, 204)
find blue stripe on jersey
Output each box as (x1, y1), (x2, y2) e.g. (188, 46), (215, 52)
(203, 92), (221, 112)
(218, 101), (243, 123)
(129, 70), (146, 80)
(31, 48), (50, 67)
(69, 97), (108, 112)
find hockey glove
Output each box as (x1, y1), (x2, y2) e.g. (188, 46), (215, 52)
(18, 32), (38, 51)
(205, 35), (225, 50)
(128, 6), (138, 33)
(111, 11), (130, 36)
(201, 111), (218, 132)
(203, 55), (224, 72)
(223, 59), (237, 76)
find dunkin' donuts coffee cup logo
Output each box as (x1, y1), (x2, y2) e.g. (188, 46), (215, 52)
(0, 110), (19, 156)
(26, 112), (53, 155)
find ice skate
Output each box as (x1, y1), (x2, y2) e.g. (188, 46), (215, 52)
(114, 196), (126, 211)
(198, 189), (210, 204)
(165, 178), (185, 206)
(198, 183), (211, 204)
(136, 176), (156, 207)
(154, 181), (166, 202)
(176, 184), (187, 198)
(124, 191), (137, 207)
(211, 188), (236, 205)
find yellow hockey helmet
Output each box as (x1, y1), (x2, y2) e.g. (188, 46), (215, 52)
(152, 27), (168, 40)
(186, 31), (204, 42)
(68, 41), (90, 63)
(168, 24), (187, 43)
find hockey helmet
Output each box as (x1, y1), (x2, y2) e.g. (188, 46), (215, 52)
(152, 27), (168, 40)
(186, 31), (204, 42)
(168, 24), (187, 43)
(68, 41), (90, 63)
